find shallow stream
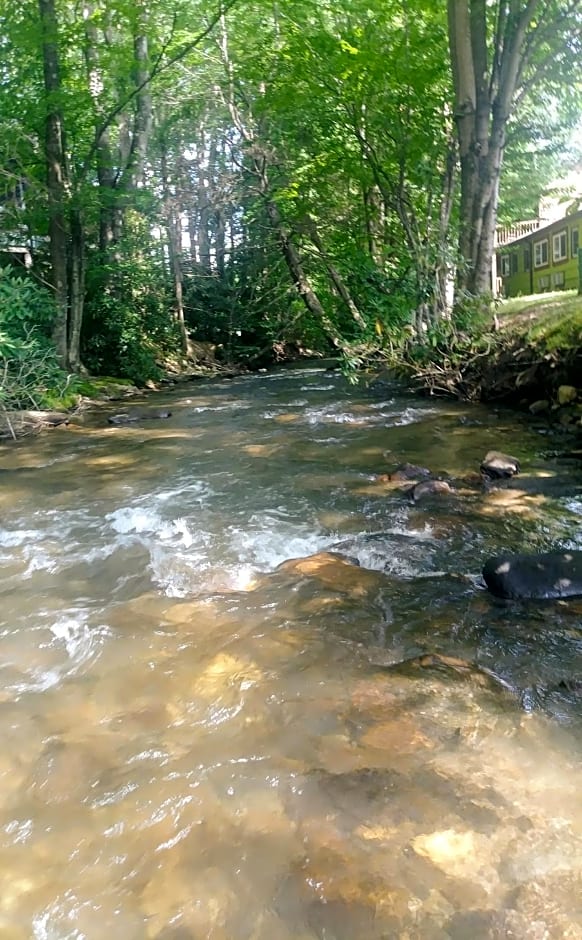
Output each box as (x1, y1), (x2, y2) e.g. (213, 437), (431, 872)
(1, 367), (582, 938)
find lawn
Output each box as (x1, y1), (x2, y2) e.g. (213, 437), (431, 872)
(497, 290), (582, 350)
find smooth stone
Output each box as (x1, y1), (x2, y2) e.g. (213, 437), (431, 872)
(529, 399), (550, 415)
(480, 451), (520, 479)
(409, 480), (452, 503)
(483, 551), (582, 600)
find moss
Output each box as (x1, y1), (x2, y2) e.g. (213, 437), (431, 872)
(72, 376), (137, 400)
(39, 389), (81, 411)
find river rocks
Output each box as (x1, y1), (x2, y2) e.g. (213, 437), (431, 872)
(483, 550), (582, 600)
(529, 399), (550, 415)
(387, 462), (432, 482)
(276, 551), (385, 598)
(412, 828), (499, 891)
(557, 384), (577, 406)
(480, 450), (520, 479)
(409, 479), (453, 503)
(381, 652), (515, 695)
(524, 383), (581, 426)
(107, 409), (172, 425)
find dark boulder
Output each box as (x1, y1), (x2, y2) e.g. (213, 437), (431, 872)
(480, 450), (520, 479)
(483, 551), (582, 600)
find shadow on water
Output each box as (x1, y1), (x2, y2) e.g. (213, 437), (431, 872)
(0, 367), (582, 936)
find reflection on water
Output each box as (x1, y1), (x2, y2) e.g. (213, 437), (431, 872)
(1, 368), (582, 937)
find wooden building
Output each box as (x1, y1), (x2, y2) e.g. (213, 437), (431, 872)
(496, 208), (582, 297)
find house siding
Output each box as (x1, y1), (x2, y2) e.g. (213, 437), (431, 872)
(498, 210), (582, 297)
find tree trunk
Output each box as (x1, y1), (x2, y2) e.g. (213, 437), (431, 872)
(160, 137), (188, 354)
(197, 134), (212, 271)
(363, 186), (385, 265)
(265, 199), (340, 345)
(121, 3), (152, 193)
(215, 208), (226, 277)
(83, 2), (117, 253)
(447, 0), (541, 296)
(38, 0), (69, 366)
(304, 216), (366, 329)
(67, 206), (85, 370)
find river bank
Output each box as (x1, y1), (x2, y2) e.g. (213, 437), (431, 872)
(0, 360), (239, 441)
(392, 290), (582, 433)
(3, 290), (582, 442)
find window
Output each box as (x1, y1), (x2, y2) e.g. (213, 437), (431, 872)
(501, 255), (511, 277)
(572, 228), (580, 257)
(534, 239), (548, 267)
(552, 229), (567, 262)
(510, 252), (518, 275)
(524, 247), (531, 271)
(538, 275), (550, 290)
(552, 271), (565, 288)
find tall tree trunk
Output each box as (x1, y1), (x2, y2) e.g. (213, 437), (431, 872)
(83, 2), (117, 253)
(447, 0), (541, 296)
(363, 186), (384, 265)
(121, 2), (152, 193)
(177, 154), (199, 266)
(160, 137), (188, 354)
(265, 198), (340, 345)
(68, 206), (85, 370)
(38, 0), (69, 366)
(434, 136), (457, 315)
(215, 208), (226, 277)
(99, 0), (152, 249)
(196, 133), (212, 271)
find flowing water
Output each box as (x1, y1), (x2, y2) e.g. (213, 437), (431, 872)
(1, 366), (582, 938)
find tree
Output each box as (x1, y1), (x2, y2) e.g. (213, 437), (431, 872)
(447, 0), (582, 296)
(38, 0), (70, 365)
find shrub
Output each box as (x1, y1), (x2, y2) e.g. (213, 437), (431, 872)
(0, 266), (73, 410)
(82, 256), (182, 385)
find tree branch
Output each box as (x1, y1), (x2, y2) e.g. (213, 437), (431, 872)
(81, 0), (241, 179)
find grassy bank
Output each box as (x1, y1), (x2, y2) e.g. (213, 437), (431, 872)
(387, 289), (582, 415)
(497, 290), (582, 349)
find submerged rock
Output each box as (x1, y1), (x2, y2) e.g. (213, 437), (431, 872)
(107, 409), (172, 425)
(275, 551), (386, 599)
(409, 480), (453, 503)
(378, 652), (516, 696)
(388, 463), (432, 483)
(480, 451), (520, 479)
(483, 550), (582, 600)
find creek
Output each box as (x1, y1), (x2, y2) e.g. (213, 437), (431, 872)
(1, 366), (582, 938)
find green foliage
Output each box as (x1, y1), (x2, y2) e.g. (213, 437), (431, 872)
(82, 256), (181, 385)
(0, 265), (54, 347)
(0, 265), (74, 410)
(1, 0), (581, 398)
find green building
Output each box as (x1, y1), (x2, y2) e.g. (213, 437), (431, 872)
(496, 208), (582, 297)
